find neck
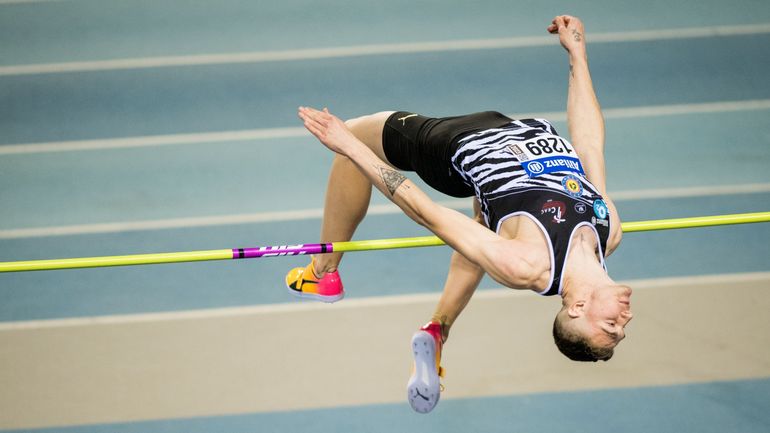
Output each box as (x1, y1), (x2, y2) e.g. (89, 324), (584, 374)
(560, 228), (612, 301)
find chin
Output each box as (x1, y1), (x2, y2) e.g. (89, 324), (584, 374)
(615, 284), (632, 297)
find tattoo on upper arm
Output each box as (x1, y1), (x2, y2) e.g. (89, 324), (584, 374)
(377, 165), (407, 196)
(571, 29), (582, 42)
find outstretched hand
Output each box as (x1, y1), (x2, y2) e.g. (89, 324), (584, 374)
(547, 15), (586, 55)
(298, 106), (357, 155)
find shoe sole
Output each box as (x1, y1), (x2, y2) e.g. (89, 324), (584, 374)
(407, 330), (441, 414)
(285, 284), (344, 303)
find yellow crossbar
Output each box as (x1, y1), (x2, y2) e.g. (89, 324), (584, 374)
(0, 212), (768, 272)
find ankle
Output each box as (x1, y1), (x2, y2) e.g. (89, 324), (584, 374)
(429, 314), (452, 342)
(311, 257), (337, 278)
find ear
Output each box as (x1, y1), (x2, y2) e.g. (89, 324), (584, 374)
(567, 300), (586, 318)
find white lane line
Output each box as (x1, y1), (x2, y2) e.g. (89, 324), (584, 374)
(0, 127), (307, 155)
(1, 23), (769, 76)
(0, 200), (465, 239)
(1, 183), (769, 239)
(611, 183), (770, 200)
(1, 271), (768, 331)
(528, 99), (770, 122)
(2, 99), (770, 156)
(0, 0), (60, 4)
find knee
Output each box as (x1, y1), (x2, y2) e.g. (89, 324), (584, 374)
(343, 113), (375, 131)
(344, 111), (395, 134)
(343, 117), (361, 132)
(343, 112), (395, 159)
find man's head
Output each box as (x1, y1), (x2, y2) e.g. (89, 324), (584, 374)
(553, 283), (633, 361)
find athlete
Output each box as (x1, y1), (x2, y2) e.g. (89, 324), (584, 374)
(286, 15), (633, 413)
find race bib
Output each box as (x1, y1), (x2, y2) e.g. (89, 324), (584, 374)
(506, 134), (585, 178)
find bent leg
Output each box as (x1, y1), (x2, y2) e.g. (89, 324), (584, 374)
(407, 234), (483, 414)
(429, 198), (487, 340)
(431, 247), (485, 341)
(313, 111), (396, 275)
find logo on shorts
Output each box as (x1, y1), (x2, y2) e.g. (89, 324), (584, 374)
(541, 200), (567, 224)
(397, 113), (418, 126)
(561, 175), (583, 197)
(593, 199), (609, 220)
(574, 202), (588, 214)
(527, 161), (544, 174)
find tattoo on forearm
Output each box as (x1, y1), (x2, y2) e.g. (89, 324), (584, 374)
(569, 63), (574, 78)
(571, 29), (582, 42)
(377, 165), (407, 196)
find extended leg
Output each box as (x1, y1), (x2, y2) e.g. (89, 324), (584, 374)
(286, 111), (396, 302)
(313, 111), (396, 275)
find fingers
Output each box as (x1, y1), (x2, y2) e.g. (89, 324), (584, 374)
(548, 14), (579, 33)
(298, 106), (337, 126)
(298, 106), (327, 122)
(547, 16), (562, 33)
(298, 106), (329, 126)
(298, 106), (347, 146)
(298, 106), (329, 137)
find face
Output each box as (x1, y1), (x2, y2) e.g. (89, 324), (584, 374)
(580, 285), (633, 349)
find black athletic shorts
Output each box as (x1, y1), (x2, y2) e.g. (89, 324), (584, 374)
(382, 111), (514, 197)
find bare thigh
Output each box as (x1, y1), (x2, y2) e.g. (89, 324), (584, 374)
(344, 111), (396, 166)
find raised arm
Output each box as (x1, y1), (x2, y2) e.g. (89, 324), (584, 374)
(548, 15), (622, 253)
(298, 107), (534, 288)
(548, 16), (604, 164)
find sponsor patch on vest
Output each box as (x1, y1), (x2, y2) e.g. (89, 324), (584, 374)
(593, 199), (609, 220)
(591, 199), (609, 227)
(592, 216), (609, 227)
(541, 200), (567, 224)
(561, 174), (583, 197)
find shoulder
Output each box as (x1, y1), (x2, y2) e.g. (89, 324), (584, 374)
(481, 238), (550, 290)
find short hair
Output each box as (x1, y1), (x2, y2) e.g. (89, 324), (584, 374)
(552, 312), (614, 362)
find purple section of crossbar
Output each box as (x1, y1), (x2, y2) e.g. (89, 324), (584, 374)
(231, 243), (332, 259)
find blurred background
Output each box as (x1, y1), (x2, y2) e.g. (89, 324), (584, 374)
(1, 1), (769, 432)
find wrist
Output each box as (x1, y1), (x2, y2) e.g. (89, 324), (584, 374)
(343, 139), (368, 161)
(568, 49), (588, 64)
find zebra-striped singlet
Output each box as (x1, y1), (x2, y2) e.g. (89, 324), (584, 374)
(450, 118), (610, 296)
